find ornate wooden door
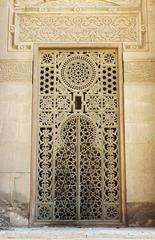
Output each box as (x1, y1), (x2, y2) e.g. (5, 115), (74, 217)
(31, 45), (126, 225)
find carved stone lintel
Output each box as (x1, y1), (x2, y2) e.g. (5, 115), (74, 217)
(9, 0), (148, 52)
(17, 14), (138, 43)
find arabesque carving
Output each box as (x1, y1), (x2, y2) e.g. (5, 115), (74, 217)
(9, 0), (147, 51)
(18, 14), (138, 43)
(34, 47), (121, 223)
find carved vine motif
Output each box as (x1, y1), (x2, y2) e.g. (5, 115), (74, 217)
(18, 14), (138, 43)
(36, 48), (121, 223)
(9, 0), (147, 51)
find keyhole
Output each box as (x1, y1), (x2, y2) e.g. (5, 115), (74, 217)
(75, 96), (82, 110)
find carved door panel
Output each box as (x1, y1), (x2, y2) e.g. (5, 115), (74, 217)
(32, 46), (125, 225)
(55, 114), (103, 220)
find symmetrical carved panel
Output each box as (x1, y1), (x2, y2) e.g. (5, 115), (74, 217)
(0, 60), (32, 82)
(9, 0), (147, 52)
(18, 14), (138, 43)
(34, 47), (122, 224)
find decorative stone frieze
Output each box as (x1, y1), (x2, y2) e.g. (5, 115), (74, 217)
(8, 0), (148, 52)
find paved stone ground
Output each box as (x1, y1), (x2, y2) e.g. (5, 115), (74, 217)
(0, 227), (155, 240)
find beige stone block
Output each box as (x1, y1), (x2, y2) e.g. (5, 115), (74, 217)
(0, 82), (32, 172)
(0, 83), (32, 134)
(124, 83), (155, 100)
(123, 52), (155, 61)
(0, 0), (9, 6)
(0, 140), (31, 173)
(0, 173), (30, 203)
(0, 7), (8, 59)
(125, 143), (155, 173)
(124, 83), (155, 122)
(0, 102), (32, 143)
(148, 0), (155, 24)
(125, 101), (155, 123)
(0, 60), (32, 82)
(0, 82), (32, 102)
(124, 61), (155, 83)
(149, 23), (155, 40)
(124, 83), (155, 123)
(126, 171), (155, 202)
(148, 24), (155, 51)
(125, 122), (155, 144)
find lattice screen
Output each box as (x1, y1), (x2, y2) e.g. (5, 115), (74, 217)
(34, 48), (122, 224)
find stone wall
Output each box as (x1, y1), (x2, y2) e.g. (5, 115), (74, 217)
(0, 0), (155, 227)
(124, 1), (155, 224)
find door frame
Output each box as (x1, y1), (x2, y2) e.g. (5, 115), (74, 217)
(30, 43), (127, 226)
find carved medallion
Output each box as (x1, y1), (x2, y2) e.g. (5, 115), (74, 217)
(61, 55), (96, 90)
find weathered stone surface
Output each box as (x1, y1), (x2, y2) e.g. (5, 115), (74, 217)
(8, 211), (28, 227)
(0, 203), (9, 229)
(127, 202), (155, 227)
(0, 200), (28, 228)
(1, 227), (155, 239)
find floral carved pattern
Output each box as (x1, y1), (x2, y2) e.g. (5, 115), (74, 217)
(35, 48), (121, 223)
(18, 14), (138, 43)
(9, 0), (147, 51)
